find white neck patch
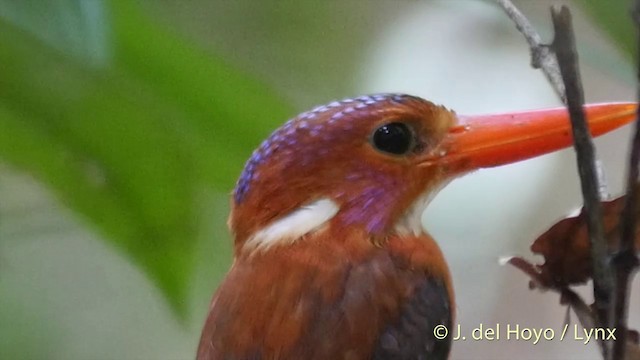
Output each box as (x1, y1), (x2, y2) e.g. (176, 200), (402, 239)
(394, 181), (450, 236)
(243, 198), (339, 252)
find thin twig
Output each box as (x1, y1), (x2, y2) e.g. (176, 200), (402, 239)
(496, 0), (610, 198)
(506, 256), (606, 356)
(495, 0), (566, 103)
(497, 0), (618, 357)
(610, 3), (640, 359)
(550, 6), (614, 358)
(560, 288), (596, 331)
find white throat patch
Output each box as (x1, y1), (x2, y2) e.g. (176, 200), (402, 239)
(394, 181), (450, 236)
(243, 198), (339, 252)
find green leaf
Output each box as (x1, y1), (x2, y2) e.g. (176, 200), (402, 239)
(0, 0), (293, 318)
(0, 23), (198, 316)
(0, 0), (110, 67)
(108, 0), (293, 186)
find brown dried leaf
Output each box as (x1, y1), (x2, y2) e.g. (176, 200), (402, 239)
(506, 188), (640, 358)
(530, 191), (639, 288)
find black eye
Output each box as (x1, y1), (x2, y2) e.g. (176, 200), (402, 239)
(372, 122), (413, 155)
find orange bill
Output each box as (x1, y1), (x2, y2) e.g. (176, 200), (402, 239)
(430, 102), (636, 172)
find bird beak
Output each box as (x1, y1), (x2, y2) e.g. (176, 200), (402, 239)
(423, 103), (636, 172)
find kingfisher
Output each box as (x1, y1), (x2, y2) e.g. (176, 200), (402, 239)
(197, 94), (634, 360)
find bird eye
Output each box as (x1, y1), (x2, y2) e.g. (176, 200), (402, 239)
(372, 122), (414, 155)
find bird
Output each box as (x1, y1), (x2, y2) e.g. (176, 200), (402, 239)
(197, 94), (635, 360)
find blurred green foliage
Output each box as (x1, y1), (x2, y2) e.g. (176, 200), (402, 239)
(581, 0), (635, 61)
(0, 0), (292, 317)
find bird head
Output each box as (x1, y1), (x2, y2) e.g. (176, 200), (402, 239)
(230, 94), (634, 254)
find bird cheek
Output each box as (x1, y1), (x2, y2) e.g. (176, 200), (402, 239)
(410, 165), (438, 190)
(406, 168), (452, 212)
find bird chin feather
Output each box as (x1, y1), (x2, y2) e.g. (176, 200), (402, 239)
(393, 180), (451, 236)
(243, 198), (340, 253)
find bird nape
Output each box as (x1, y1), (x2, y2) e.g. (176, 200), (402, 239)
(197, 94), (635, 360)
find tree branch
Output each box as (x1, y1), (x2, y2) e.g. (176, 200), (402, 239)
(495, 0), (566, 103)
(496, 1), (619, 358)
(549, 11), (614, 357)
(495, 0), (611, 199)
(610, 2), (640, 359)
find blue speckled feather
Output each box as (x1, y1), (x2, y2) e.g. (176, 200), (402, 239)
(234, 94), (419, 203)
